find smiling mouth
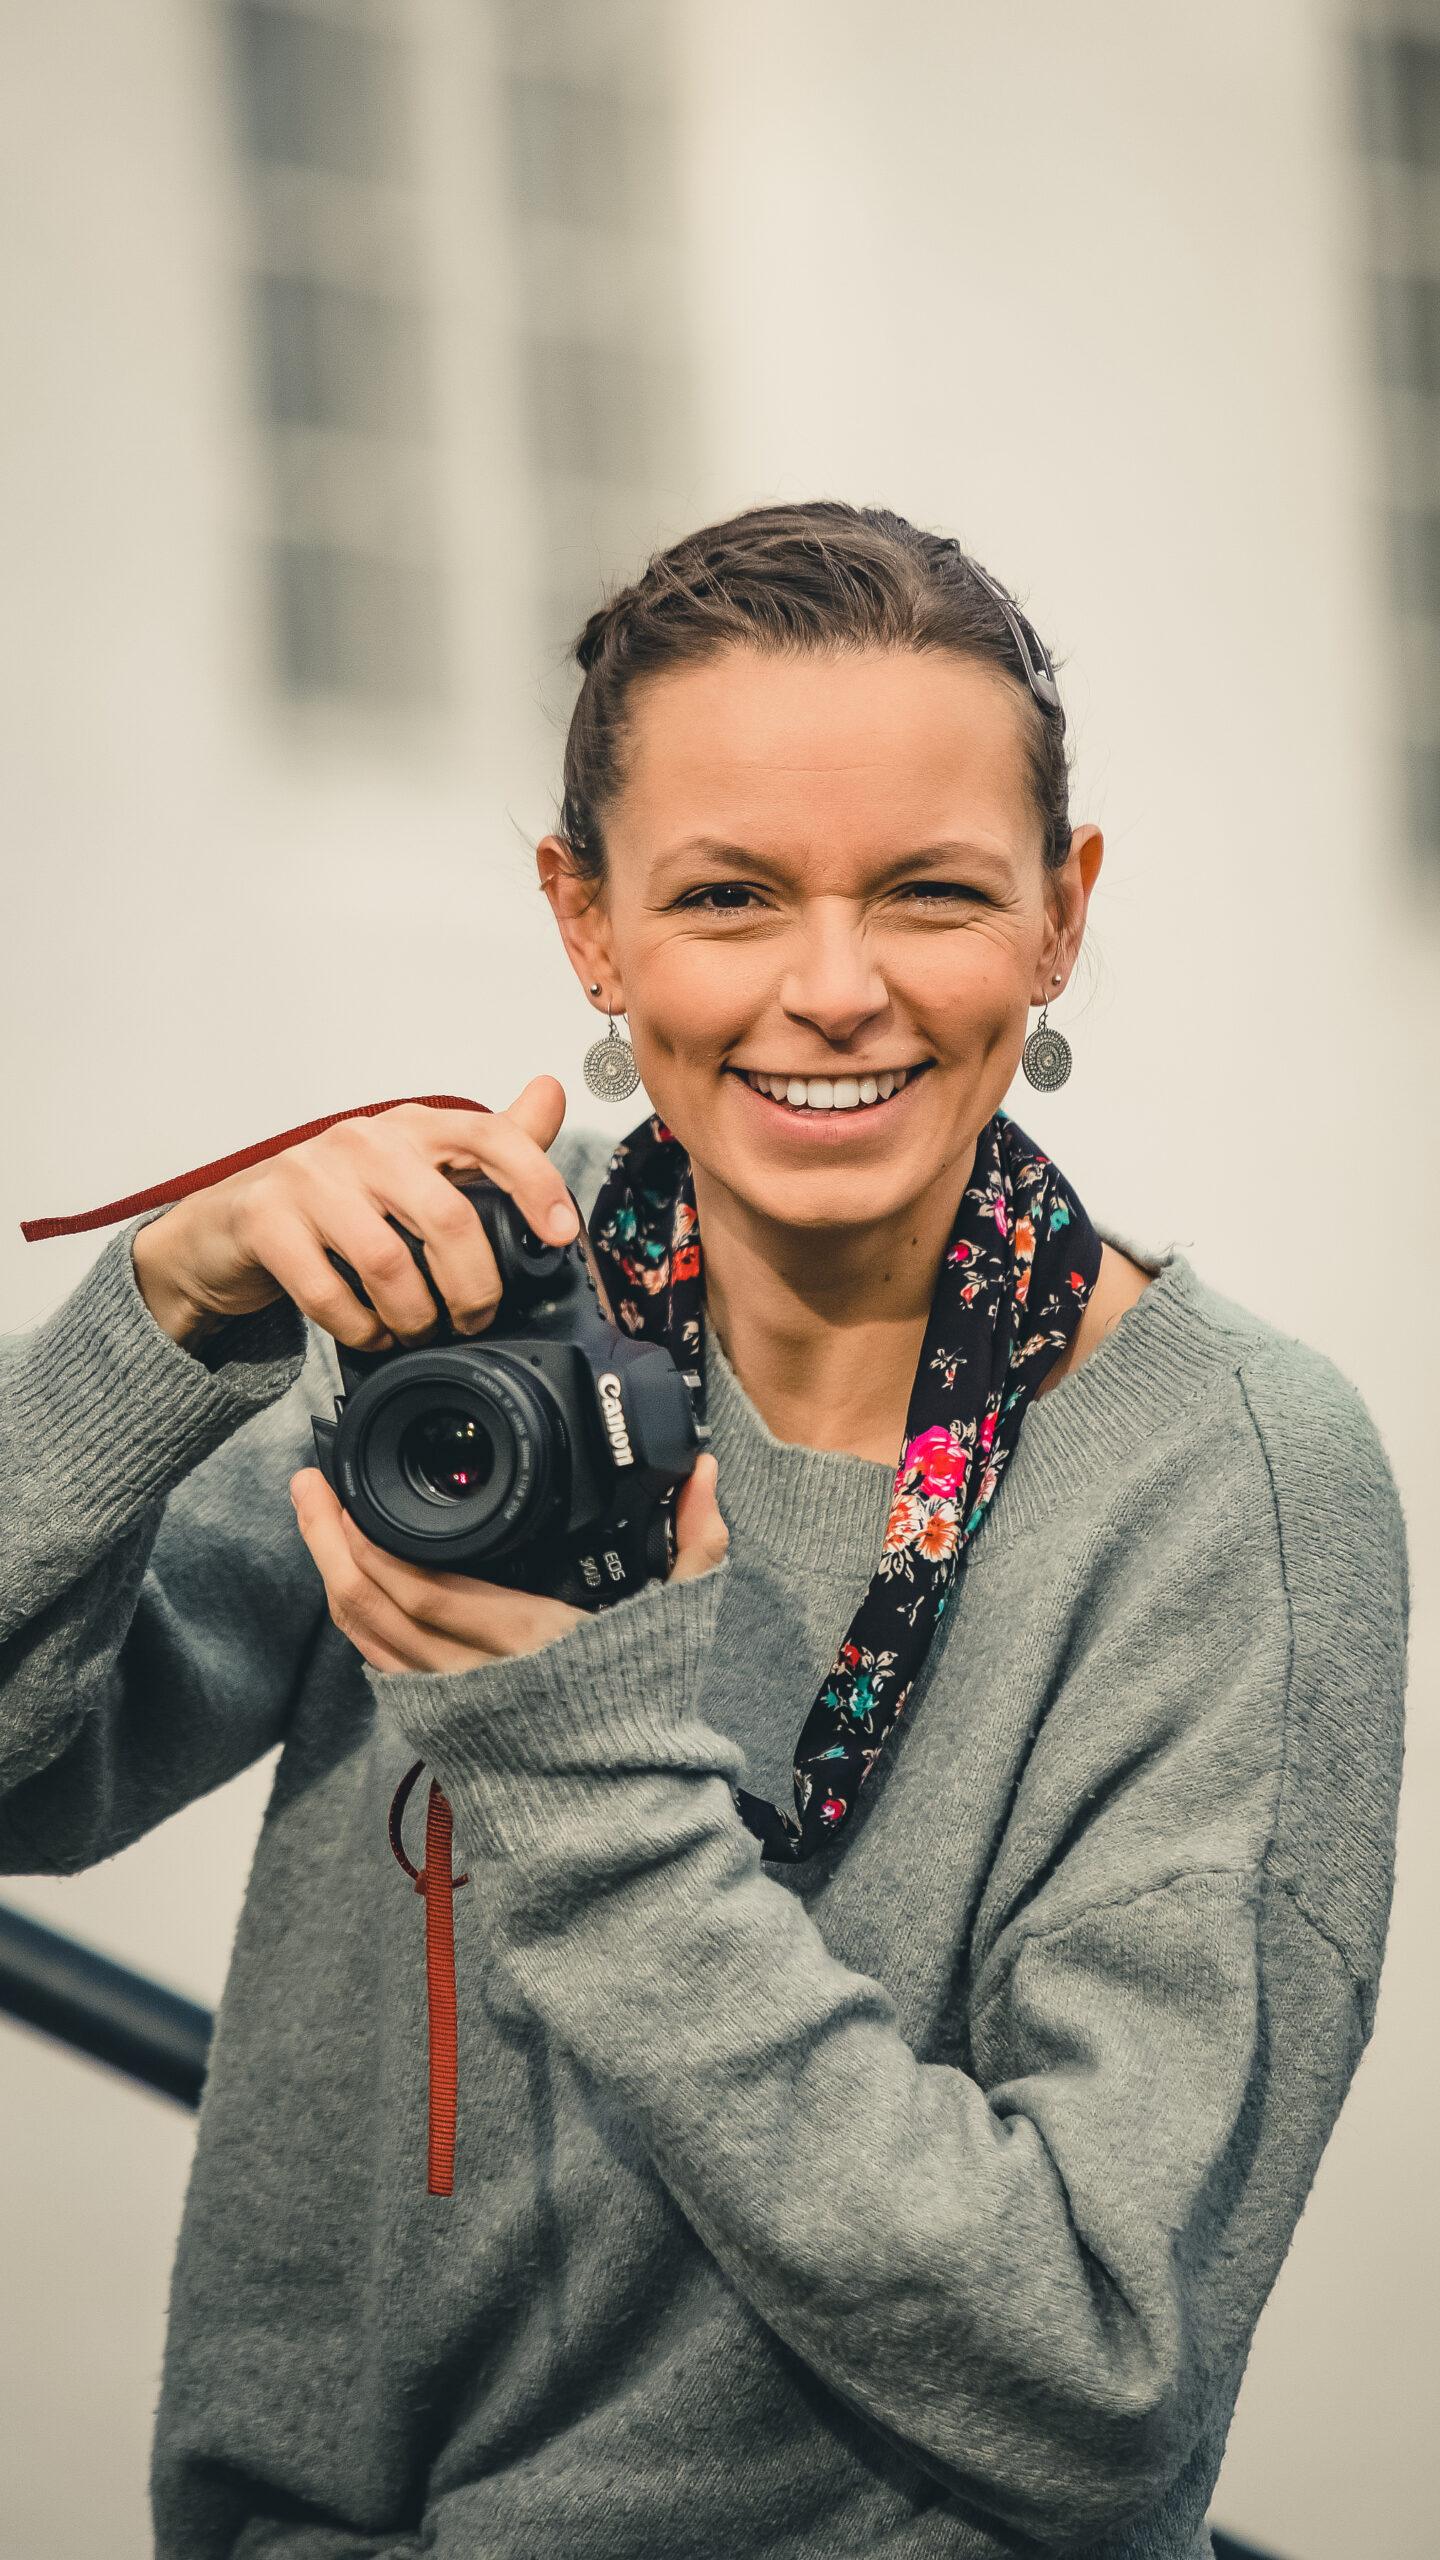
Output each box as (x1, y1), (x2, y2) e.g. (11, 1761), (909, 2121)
(734, 1065), (929, 1114)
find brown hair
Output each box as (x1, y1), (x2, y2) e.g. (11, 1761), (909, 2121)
(559, 500), (1070, 876)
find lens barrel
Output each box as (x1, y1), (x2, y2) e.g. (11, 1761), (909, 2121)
(333, 1346), (564, 1566)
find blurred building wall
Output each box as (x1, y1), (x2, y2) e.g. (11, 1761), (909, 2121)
(1, 4), (1435, 2556)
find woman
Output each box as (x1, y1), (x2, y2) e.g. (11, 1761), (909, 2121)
(1, 505), (1406, 2558)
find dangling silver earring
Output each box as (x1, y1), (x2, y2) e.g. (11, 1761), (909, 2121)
(1022, 967), (1072, 1092)
(583, 995), (641, 1103)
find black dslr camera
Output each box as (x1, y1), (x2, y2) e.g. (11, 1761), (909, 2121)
(311, 1177), (701, 1611)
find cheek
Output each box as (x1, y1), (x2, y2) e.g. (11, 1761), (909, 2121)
(893, 928), (1033, 1047)
(622, 934), (766, 1057)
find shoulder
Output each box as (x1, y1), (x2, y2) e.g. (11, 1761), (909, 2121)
(1169, 1263), (1407, 1616)
(1182, 1273), (1408, 2012)
(1059, 1259), (1408, 2010)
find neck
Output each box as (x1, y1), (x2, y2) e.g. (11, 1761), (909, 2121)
(695, 1140), (976, 1464)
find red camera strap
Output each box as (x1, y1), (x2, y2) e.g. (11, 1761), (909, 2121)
(20, 1094), (489, 1239)
(388, 1760), (469, 2197)
(22, 1092), (496, 2197)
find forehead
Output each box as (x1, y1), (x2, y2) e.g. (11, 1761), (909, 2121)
(608, 644), (1041, 862)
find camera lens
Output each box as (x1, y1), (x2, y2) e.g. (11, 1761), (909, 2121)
(400, 1410), (495, 1506)
(338, 1346), (562, 1567)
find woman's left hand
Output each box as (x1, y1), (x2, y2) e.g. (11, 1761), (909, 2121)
(290, 1455), (727, 1674)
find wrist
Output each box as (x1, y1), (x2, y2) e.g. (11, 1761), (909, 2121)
(130, 1214), (230, 1350)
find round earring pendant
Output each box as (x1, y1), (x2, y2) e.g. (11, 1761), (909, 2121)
(583, 1030), (641, 1104)
(1022, 1023), (1073, 1093)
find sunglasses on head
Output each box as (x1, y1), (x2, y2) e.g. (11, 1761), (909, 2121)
(967, 562), (1064, 725)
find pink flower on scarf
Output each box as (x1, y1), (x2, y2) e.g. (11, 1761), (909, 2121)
(903, 1424), (967, 1498)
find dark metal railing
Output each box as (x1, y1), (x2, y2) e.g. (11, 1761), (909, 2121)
(0, 1900), (211, 2108)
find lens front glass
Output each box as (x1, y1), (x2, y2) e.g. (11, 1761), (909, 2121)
(400, 1409), (496, 1506)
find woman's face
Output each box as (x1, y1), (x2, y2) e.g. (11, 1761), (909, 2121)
(543, 645), (1101, 1239)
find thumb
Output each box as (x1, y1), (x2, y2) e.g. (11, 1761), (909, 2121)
(668, 1454), (729, 1584)
(502, 1074), (567, 1153)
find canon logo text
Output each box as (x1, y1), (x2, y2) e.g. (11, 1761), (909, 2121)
(596, 1372), (634, 1466)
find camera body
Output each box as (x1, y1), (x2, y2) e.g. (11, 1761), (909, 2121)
(311, 1177), (701, 1611)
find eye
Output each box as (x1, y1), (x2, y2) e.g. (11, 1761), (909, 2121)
(676, 880), (767, 912)
(892, 879), (989, 906)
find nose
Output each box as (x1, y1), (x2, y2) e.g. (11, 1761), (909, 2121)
(778, 899), (890, 1050)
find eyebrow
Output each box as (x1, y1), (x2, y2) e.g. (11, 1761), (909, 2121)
(651, 835), (1017, 879)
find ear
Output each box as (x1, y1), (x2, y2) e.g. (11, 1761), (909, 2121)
(537, 835), (621, 1014)
(1033, 824), (1103, 1005)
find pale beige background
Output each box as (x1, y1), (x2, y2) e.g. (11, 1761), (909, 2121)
(1, 5), (1435, 2557)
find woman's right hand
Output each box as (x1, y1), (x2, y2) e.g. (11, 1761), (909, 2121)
(130, 1079), (577, 1352)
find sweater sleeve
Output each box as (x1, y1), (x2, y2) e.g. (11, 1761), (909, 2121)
(0, 1226), (328, 1872)
(375, 1366), (1405, 2550)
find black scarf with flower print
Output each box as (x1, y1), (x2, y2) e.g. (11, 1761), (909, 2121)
(589, 1110), (1101, 1862)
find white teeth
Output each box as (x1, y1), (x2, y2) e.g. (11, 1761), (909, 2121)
(743, 1068), (918, 1109)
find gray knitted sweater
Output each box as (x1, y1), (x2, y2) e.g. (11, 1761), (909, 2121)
(0, 1146), (1406, 2560)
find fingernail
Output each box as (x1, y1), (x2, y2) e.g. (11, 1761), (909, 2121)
(548, 1203), (579, 1241)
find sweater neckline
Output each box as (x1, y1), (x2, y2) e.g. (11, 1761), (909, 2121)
(704, 1250), (1237, 1576)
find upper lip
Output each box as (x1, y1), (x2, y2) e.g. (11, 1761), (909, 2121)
(730, 1063), (930, 1081)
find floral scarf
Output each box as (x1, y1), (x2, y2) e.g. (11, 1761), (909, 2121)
(589, 1110), (1102, 1862)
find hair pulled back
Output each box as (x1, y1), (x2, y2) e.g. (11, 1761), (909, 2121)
(560, 501), (1070, 876)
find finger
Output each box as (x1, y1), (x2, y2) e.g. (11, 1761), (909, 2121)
(669, 1455), (729, 1584)
(366, 1095), (579, 1250)
(352, 1158), (505, 1338)
(290, 1472), (428, 1668)
(334, 1507), (581, 1659)
(470, 1085), (577, 1245)
(308, 1189), (453, 1344)
(502, 1074), (567, 1153)
(245, 1227), (397, 1352)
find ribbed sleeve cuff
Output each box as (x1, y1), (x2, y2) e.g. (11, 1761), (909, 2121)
(378, 1564), (731, 1859)
(11, 1224), (308, 1550)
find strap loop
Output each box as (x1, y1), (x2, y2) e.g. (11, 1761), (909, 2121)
(389, 1762), (468, 2198)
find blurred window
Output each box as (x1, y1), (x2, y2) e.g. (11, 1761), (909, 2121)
(1357, 30), (1440, 166)
(234, 3), (409, 181)
(1376, 273), (1440, 392)
(1355, 12), (1440, 862)
(226, 1), (444, 707)
(255, 276), (430, 438)
(496, 0), (693, 658)
(273, 546), (443, 698)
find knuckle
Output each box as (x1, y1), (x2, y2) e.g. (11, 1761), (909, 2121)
(365, 1234), (416, 1285)
(431, 1190), (481, 1240)
(457, 1269), (502, 1313)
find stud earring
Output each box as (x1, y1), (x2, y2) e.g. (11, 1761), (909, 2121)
(583, 994), (641, 1103)
(1022, 957), (1073, 1092)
